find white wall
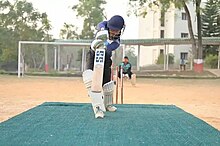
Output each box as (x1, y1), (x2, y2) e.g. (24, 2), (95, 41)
(138, 7), (161, 66)
(173, 2), (197, 63)
(138, 2), (197, 66)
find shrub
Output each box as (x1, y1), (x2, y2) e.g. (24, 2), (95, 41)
(204, 54), (218, 68)
(156, 53), (174, 64)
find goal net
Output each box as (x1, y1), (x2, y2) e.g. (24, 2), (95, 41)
(18, 41), (126, 77)
(18, 41), (91, 77)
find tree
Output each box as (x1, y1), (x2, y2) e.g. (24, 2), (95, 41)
(59, 23), (79, 39)
(196, 0), (202, 60)
(40, 13), (52, 41)
(129, 0), (203, 61)
(72, 0), (106, 39)
(71, 0), (106, 67)
(0, 26), (17, 62)
(202, 0), (220, 57)
(218, 2), (220, 26)
(0, 0), (52, 65)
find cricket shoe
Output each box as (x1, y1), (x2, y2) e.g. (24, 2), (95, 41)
(95, 107), (105, 119)
(106, 105), (117, 112)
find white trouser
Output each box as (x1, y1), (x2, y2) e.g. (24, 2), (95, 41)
(82, 70), (106, 113)
(103, 81), (114, 108)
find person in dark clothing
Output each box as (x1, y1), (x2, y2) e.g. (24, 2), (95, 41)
(180, 58), (186, 71)
(118, 56), (136, 86)
(118, 56), (133, 79)
(82, 15), (125, 117)
(86, 15), (125, 85)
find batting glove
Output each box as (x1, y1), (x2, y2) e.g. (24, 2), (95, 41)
(91, 39), (104, 51)
(95, 30), (109, 41)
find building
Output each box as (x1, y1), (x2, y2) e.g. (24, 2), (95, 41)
(138, 2), (197, 67)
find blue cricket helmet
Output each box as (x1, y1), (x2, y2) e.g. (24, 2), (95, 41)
(107, 15), (125, 30)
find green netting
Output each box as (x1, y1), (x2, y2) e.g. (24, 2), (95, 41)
(0, 102), (219, 146)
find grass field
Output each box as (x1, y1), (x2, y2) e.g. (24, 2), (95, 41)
(0, 75), (220, 130)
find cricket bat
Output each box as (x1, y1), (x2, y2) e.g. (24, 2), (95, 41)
(89, 48), (106, 113)
(91, 49), (105, 92)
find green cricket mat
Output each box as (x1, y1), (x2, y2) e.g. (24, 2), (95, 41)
(0, 102), (219, 146)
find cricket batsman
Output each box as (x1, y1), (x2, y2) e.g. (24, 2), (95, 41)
(82, 15), (125, 118)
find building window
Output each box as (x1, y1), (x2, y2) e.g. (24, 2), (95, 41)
(181, 33), (188, 38)
(182, 12), (187, 20)
(180, 52), (188, 60)
(160, 30), (164, 38)
(161, 11), (165, 27)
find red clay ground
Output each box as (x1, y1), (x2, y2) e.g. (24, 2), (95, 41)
(0, 75), (219, 130)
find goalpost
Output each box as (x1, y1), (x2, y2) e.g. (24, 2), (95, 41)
(18, 38), (220, 78)
(18, 41), (90, 78)
(18, 40), (126, 78)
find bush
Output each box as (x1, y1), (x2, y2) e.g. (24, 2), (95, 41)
(204, 54), (218, 68)
(0, 69), (6, 74)
(0, 61), (17, 71)
(156, 53), (174, 64)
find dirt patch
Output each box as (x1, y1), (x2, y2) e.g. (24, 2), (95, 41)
(0, 75), (219, 130)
